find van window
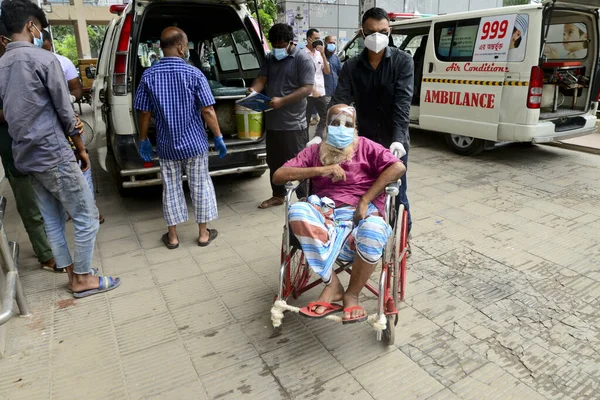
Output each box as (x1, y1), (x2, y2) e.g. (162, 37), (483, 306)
(232, 30), (260, 70)
(214, 34), (238, 72)
(434, 18), (481, 61)
(544, 22), (588, 60)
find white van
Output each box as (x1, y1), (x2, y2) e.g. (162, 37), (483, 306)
(340, 1), (600, 155)
(90, 1), (270, 193)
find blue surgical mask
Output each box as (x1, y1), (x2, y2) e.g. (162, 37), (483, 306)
(297, 42), (306, 50)
(32, 25), (43, 48)
(326, 125), (355, 149)
(326, 43), (336, 52)
(184, 49), (190, 61)
(273, 47), (288, 61)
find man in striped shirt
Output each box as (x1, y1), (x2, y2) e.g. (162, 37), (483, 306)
(135, 27), (227, 249)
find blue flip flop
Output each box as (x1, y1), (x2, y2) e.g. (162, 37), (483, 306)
(73, 276), (121, 298)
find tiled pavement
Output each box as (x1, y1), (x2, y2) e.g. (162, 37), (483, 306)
(1, 131), (600, 399)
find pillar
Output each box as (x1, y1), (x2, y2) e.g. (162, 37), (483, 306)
(72, 0), (91, 58)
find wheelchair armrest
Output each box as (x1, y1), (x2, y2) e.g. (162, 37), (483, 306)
(385, 180), (401, 196)
(285, 180), (308, 193)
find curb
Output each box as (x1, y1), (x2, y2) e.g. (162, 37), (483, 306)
(545, 141), (600, 155)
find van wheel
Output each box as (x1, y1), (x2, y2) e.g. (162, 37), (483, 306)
(445, 134), (485, 156)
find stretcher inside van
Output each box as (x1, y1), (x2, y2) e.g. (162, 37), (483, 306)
(340, 0), (600, 155)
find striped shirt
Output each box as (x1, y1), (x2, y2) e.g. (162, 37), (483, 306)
(134, 57), (215, 160)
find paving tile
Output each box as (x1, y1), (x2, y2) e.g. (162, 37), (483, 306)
(144, 380), (209, 400)
(231, 237), (280, 263)
(394, 304), (441, 347)
(107, 267), (157, 299)
(201, 356), (287, 399)
(407, 287), (478, 326)
(122, 340), (199, 399)
(110, 288), (168, 325)
(183, 323), (258, 375)
(133, 217), (169, 235)
(97, 223), (135, 243)
(160, 275), (216, 310)
(53, 296), (113, 339)
(261, 339), (346, 397)
(191, 247), (246, 273)
(240, 312), (313, 355)
(115, 313), (178, 355)
(450, 363), (546, 400)
(171, 298), (234, 336)
(0, 352), (50, 400)
(137, 231), (167, 250)
(150, 256), (203, 285)
(206, 264), (265, 294)
(102, 250), (148, 275)
(298, 374), (374, 399)
(144, 245), (191, 265)
(98, 237), (141, 258)
(351, 350), (444, 399)
(52, 364), (127, 400)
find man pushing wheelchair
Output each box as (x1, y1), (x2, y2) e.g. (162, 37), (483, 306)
(272, 104), (405, 324)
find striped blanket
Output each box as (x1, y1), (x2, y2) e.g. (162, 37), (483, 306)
(289, 195), (391, 284)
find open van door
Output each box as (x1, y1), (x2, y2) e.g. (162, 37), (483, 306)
(553, 0), (600, 9)
(92, 18), (117, 171)
(419, 14), (517, 154)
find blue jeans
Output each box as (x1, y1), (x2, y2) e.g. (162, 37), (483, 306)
(396, 152), (411, 234)
(30, 161), (99, 274)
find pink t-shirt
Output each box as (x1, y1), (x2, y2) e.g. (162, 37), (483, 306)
(284, 137), (400, 214)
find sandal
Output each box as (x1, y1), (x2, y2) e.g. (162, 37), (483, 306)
(299, 301), (343, 319)
(162, 233), (179, 250)
(342, 306), (368, 324)
(198, 229), (218, 247)
(258, 197), (284, 209)
(73, 276), (121, 298)
(99, 215), (105, 224)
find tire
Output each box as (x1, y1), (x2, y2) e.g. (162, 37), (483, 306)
(445, 134), (485, 156)
(81, 120), (94, 147)
(279, 244), (310, 300)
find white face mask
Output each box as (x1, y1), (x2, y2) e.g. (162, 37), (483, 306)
(363, 32), (389, 54)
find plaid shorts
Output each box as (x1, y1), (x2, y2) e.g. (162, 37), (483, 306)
(160, 153), (218, 226)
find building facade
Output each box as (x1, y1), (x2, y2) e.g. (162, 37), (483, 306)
(278, 0), (504, 47)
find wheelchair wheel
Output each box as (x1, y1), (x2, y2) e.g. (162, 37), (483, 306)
(399, 208), (409, 301)
(280, 246), (310, 300)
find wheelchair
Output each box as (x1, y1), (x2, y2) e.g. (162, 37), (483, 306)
(272, 176), (409, 345)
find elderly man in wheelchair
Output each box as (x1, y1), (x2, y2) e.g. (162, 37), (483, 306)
(272, 104), (406, 324)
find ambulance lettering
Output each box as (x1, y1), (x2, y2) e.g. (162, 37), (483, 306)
(445, 62), (509, 73)
(424, 90), (496, 109)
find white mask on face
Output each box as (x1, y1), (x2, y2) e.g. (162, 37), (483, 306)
(363, 32), (389, 54)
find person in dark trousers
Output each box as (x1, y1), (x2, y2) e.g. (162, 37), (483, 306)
(330, 7), (414, 251)
(248, 23), (315, 209)
(303, 28), (330, 138)
(0, 21), (55, 272)
(323, 35), (342, 106)
(0, 0), (120, 297)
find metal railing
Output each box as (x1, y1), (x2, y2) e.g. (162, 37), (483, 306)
(0, 196), (31, 326)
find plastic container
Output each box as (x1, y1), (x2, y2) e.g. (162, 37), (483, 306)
(235, 104), (263, 140)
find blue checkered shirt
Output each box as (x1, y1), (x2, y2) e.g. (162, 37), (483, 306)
(134, 57), (215, 160)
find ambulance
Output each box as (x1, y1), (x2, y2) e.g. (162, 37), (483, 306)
(340, 1), (600, 155)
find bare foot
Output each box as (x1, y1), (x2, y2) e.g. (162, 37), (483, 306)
(199, 227), (210, 243)
(71, 274), (104, 293)
(342, 293), (367, 320)
(258, 196), (284, 209)
(311, 274), (345, 315)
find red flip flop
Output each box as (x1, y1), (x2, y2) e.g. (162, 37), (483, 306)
(299, 301), (343, 319)
(342, 306), (368, 324)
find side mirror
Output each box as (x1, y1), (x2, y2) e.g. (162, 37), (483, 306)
(85, 65), (97, 79)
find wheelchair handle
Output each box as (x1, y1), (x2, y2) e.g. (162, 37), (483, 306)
(385, 181), (400, 196)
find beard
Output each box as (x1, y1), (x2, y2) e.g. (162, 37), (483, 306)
(319, 135), (358, 166)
